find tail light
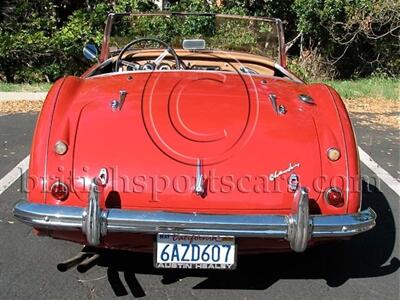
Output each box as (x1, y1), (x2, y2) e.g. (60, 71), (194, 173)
(51, 181), (69, 201)
(324, 187), (344, 207)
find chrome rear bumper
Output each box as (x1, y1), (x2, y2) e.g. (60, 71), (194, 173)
(13, 185), (376, 253)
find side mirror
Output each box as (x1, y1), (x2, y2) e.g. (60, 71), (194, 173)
(83, 44), (98, 62)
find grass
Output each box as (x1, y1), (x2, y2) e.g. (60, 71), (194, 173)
(324, 77), (399, 101)
(0, 77), (398, 100)
(0, 82), (51, 92)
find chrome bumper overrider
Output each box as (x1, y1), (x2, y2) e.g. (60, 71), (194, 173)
(13, 184), (376, 252)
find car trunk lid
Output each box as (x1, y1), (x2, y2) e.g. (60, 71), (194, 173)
(72, 72), (321, 212)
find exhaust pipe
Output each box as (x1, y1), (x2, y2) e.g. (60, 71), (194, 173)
(77, 253), (101, 273)
(57, 252), (89, 272)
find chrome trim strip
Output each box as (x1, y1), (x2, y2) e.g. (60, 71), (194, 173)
(13, 200), (376, 252)
(118, 90), (127, 111)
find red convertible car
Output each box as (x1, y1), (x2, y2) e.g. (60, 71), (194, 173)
(14, 12), (376, 270)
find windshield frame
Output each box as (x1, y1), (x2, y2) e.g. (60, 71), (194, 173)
(99, 12), (287, 68)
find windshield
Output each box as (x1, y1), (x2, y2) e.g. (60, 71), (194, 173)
(100, 13), (286, 66)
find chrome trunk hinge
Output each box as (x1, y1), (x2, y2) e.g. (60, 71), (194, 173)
(269, 93), (286, 115)
(298, 94), (315, 105)
(269, 93), (278, 114)
(194, 159), (205, 196)
(111, 90), (128, 111)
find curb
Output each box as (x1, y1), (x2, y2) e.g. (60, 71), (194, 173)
(0, 92), (48, 102)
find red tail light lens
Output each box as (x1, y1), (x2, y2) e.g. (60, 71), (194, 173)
(51, 181), (69, 201)
(324, 187), (344, 207)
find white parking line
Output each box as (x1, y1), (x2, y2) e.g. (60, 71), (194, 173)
(0, 155), (30, 196)
(358, 147), (400, 196)
(0, 148), (399, 197)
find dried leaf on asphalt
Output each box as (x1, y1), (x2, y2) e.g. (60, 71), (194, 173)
(0, 101), (43, 113)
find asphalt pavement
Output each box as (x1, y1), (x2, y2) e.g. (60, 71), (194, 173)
(0, 112), (398, 300)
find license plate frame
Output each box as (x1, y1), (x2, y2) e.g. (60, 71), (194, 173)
(154, 233), (236, 270)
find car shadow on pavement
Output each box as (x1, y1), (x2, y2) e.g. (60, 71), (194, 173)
(88, 181), (399, 297)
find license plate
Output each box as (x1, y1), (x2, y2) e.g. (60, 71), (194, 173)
(155, 233), (236, 270)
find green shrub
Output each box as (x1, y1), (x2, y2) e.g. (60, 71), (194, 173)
(0, 0), (398, 82)
(293, 0), (400, 78)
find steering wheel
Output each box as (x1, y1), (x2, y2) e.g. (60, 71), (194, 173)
(114, 37), (181, 71)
